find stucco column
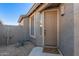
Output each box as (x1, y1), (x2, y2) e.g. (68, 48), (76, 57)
(74, 4), (79, 56)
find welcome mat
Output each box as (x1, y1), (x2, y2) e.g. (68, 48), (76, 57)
(43, 47), (59, 54)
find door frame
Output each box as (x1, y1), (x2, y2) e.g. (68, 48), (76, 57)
(41, 8), (59, 48)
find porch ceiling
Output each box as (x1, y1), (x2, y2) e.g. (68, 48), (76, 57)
(44, 3), (60, 9)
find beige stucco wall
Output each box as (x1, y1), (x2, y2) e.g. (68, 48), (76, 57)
(6, 25), (27, 45)
(19, 19), (24, 26)
(0, 24), (7, 46)
(74, 3), (79, 56)
(59, 3), (74, 56)
(0, 25), (27, 46)
(19, 17), (30, 40)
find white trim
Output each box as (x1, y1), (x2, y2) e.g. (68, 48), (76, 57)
(42, 8), (59, 47)
(29, 13), (36, 38)
(56, 9), (60, 47)
(41, 12), (45, 46)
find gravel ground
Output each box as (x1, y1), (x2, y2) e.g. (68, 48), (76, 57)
(0, 41), (34, 56)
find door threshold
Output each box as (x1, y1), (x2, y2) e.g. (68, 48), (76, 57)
(43, 45), (57, 48)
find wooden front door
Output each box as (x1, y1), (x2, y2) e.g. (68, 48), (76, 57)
(44, 10), (57, 47)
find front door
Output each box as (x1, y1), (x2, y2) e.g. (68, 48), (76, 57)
(44, 10), (57, 47)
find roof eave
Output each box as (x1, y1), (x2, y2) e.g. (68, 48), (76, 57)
(18, 15), (27, 23)
(26, 3), (41, 16)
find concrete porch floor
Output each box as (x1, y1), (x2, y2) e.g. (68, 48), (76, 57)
(29, 47), (62, 56)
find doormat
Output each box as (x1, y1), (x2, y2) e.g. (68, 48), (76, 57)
(43, 47), (59, 54)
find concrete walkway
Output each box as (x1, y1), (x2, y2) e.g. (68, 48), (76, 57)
(29, 47), (62, 56)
